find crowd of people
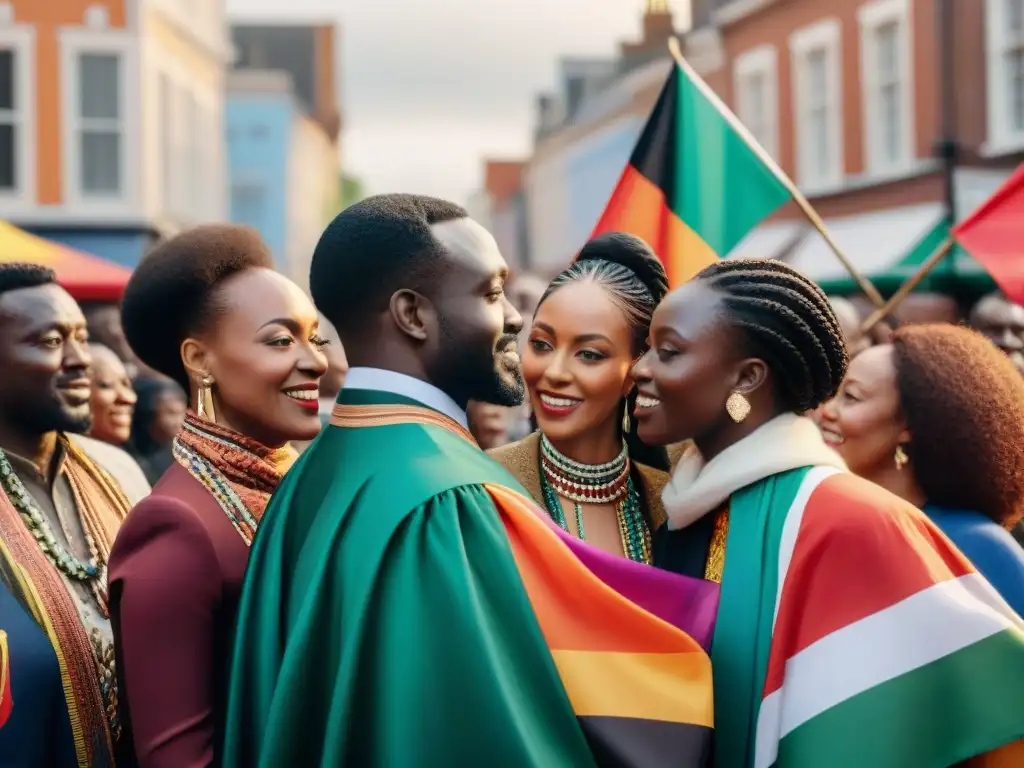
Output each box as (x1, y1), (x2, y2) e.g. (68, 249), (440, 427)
(0, 192), (1022, 767)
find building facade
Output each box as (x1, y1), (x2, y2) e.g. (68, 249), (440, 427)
(522, 2), (678, 275)
(468, 160), (530, 273)
(685, 0), (1020, 293)
(227, 21), (341, 292)
(3, 0), (230, 267)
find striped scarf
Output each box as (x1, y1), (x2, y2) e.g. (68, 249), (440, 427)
(175, 412), (297, 521)
(0, 435), (132, 767)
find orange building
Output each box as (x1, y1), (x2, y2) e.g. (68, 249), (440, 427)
(1, 0), (231, 266)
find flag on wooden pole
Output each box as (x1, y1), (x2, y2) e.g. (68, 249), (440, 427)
(591, 61), (794, 285)
(953, 162), (1024, 304)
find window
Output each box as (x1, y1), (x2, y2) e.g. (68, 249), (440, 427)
(0, 27), (34, 201)
(76, 52), (122, 195)
(0, 50), (16, 191)
(1007, 0), (1024, 133)
(231, 181), (266, 229)
(733, 45), (778, 160)
(185, 91), (202, 218)
(986, 0), (1024, 150)
(159, 72), (173, 211)
(859, 0), (913, 174)
(790, 19), (843, 191)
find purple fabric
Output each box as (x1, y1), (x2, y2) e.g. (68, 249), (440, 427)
(550, 524), (721, 652)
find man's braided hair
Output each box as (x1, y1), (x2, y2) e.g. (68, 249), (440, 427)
(696, 258), (849, 413)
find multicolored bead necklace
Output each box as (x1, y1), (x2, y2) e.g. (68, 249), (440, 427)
(539, 434), (652, 564)
(0, 448), (108, 611)
(172, 436), (259, 546)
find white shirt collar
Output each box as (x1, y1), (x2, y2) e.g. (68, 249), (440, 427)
(342, 367), (469, 429)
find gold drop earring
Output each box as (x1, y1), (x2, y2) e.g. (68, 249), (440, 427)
(196, 374), (215, 421)
(894, 445), (908, 470)
(725, 391), (751, 423)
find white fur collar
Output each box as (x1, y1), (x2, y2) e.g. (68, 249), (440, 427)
(662, 413), (847, 529)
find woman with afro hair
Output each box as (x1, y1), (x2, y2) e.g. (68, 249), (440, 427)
(107, 225), (329, 766)
(633, 259), (1024, 767)
(821, 323), (1024, 615)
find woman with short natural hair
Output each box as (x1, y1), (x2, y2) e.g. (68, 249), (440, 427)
(820, 322), (1024, 614)
(108, 224), (328, 766)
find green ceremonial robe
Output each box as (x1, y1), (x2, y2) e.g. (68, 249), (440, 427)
(220, 389), (598, 766)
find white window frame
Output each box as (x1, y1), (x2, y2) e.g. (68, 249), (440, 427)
(789, 18), (844, 193)
(59, 28), (140, 213)
(985, 0), (1024, 154)
(733, 44), (779, 161)
(859, 0), (914, 176)
(0, 25), (36, 211)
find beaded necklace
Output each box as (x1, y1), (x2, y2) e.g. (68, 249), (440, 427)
(0, 447), (109, 613)
(172, 437), (260, 546)
(539, 434), (652, 564)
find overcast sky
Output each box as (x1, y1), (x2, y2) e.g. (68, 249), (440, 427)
(226, 0), (690, 204)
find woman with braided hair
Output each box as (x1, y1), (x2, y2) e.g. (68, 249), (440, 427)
(490, 232), (675, 563)
(632, 258), (1024, 768)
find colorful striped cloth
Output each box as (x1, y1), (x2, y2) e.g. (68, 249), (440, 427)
(745, 467), (1024, 767)
(488, 484), (717, 766)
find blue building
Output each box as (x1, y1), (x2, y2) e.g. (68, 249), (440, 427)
(226, 70), (293, 263)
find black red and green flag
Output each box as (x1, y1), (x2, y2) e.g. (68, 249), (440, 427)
(592, 58), (795, 286)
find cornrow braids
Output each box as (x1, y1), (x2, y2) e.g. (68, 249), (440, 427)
(537, 239), (671, 471)
(541, 260), (657, 355)
(697, 258), (849, 413)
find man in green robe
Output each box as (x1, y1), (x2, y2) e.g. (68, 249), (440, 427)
(220, 195), (717, 767)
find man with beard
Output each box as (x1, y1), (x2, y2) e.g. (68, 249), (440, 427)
(221, 196), (716, 767)
(0, 264), (144, 766)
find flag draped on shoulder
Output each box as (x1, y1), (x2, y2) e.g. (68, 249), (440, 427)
(747, 469), (1024, 768)
(592, 60), (794, 286)
(953, 162), (1024, 305)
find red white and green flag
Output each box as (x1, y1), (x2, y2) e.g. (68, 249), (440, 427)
(954, 162), (1024, 304)
(743, 467), (1024, 767)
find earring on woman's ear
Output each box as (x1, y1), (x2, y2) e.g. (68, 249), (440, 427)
(726, 391), (751, 423)
(196, 374), (215, 421)
(894, 444), (909, 470)
(622, 401), (631, 434)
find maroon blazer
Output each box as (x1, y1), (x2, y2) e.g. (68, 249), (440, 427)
(108, 462), (252, 768)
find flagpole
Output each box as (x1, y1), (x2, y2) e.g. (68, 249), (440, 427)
(859, 236), (956, 333)
(667, 37), (886, 308)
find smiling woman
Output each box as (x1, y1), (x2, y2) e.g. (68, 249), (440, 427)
(108, 224), (329, 767)
(489, 232), (671, 563)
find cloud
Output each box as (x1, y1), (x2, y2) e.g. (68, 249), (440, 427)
(226, 0), (686, 201)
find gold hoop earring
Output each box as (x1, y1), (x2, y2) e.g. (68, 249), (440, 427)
(196, 374), (215, 421)
(894, 445), (908, 470)
(725, 391), (751, 423)
(622, 401), (631, 434)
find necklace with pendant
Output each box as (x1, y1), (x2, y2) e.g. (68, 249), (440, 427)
(538, 434), (652, 564)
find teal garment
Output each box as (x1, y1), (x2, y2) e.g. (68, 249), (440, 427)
(220, 389), (595, 767)
(710, 468), (809, 768)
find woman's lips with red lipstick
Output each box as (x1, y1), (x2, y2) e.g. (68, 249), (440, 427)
(282, 384), (320, 410)
(536, 391), (583, 417)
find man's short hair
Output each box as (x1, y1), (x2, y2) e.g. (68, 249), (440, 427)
(0, 263), (57, 300)
(310, 193), (468, 333)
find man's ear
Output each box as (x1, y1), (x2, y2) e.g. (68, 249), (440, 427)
(390, 289), (430, 342)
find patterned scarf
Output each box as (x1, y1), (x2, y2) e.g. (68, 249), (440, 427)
(0, 435), (132, 767)
(174, 412), (297, 524)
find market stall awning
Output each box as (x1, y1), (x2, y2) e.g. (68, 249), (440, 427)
(788, 203), (995, 296)
(0, 220), (131, 302)
(726, 221), (807, 261)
